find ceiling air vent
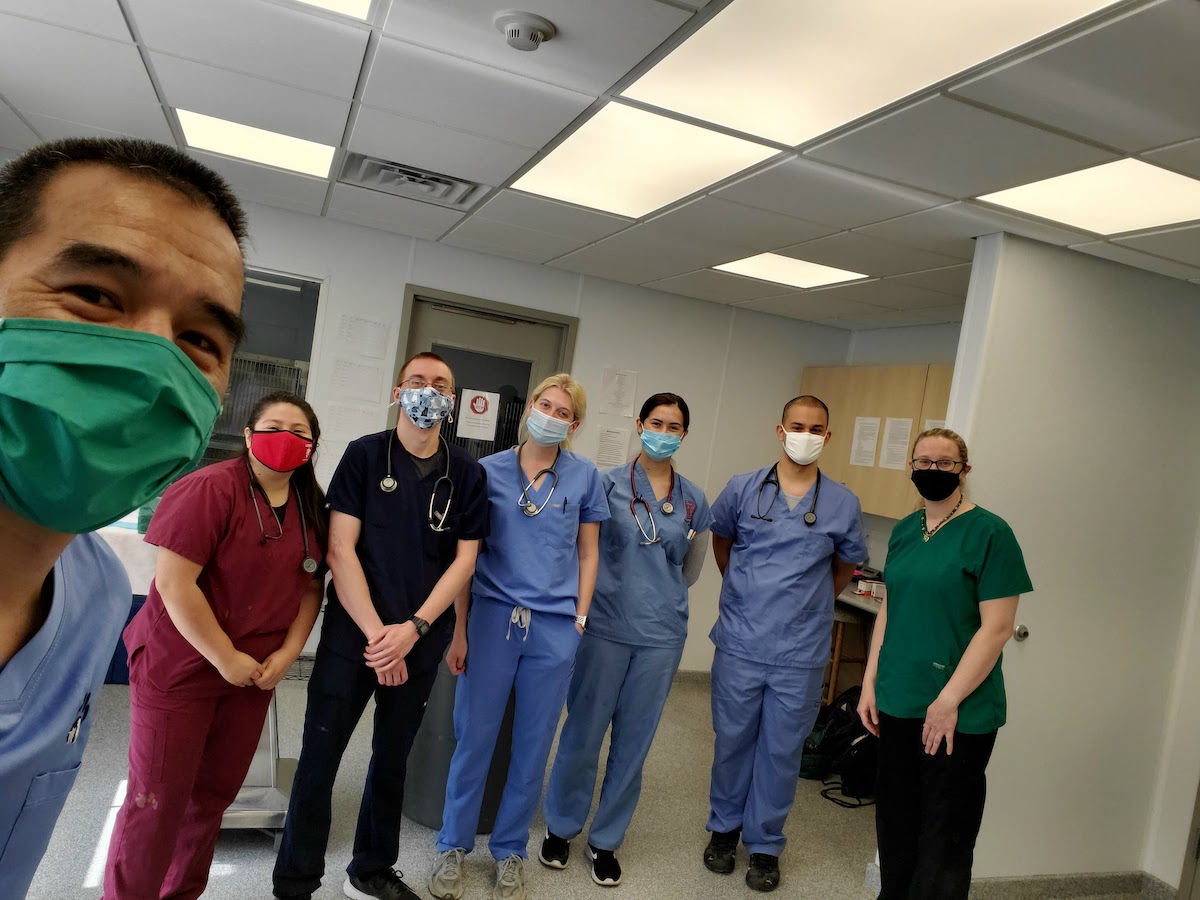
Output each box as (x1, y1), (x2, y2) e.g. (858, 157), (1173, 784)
(339, 153), (487, 210)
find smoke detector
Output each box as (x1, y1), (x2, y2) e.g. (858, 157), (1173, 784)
(494, 10), (556, 51)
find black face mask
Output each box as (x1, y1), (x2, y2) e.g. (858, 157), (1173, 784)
(911, 469), (960, 501)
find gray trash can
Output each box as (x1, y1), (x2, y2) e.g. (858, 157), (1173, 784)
(404, 660), (516, 834)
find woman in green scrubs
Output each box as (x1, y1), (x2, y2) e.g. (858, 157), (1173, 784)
(858, 427), (1032, 900)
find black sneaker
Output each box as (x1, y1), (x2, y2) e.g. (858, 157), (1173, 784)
(343, 869), (421, 900)
(746, 853), (781, 892)
(703, 828), (740, 874)
(588, 845), (622, 886)
(538, 830), (570, 869)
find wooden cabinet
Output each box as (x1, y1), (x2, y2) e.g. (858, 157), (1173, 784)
(799, 363), (954, 519)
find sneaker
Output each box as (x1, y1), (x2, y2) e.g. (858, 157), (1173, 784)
(343, 869), (420, 900)
(588, 845), (622, 887)
(493, 854), (526, 900)
(428, 849), (466, 900)
(703, 828), (740, 875)
(745, 853), (781, 892)
(538, 830), (570, 869)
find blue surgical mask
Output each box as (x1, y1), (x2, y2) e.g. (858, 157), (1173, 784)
(526, 407), (571, 446)
(640, 429), (681, 461)
(396, 386), (453, 429)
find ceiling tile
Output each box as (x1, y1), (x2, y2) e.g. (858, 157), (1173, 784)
(855, 200), (1095, 257)
(777, 231), (964, 277)
(952, 0), (1200, 153)
(798, 278), (960, 311)
(1070, 240), (1200, 280)
(21, 111), (173, 144)
(548, 224), (745, 284)
(475, 190), (631, 243)
(1144, 137), (1200, 180)
(151, 53), (350, 145)
(714, 156), (945, 229)
(442, 216), (583, 263)
(350, 106), (535, 187)
(643, 269), (794, 304)
(126, 0), (369, 98)
(382, 0), (691, 95)
(437, 234), (549, 266)
(1110, 224), (1200, 269)
(364, 38), (595, 148)
(189, 150), (330, 217)
(892, 264), (973, 297)
(646, 196), (835, 250)
(816, 305), (966, 330)
(737, 293), (890, 320)
(0, 19), (169, 140)
(0, 1), (130, 41)
(326, 183), (463, 240)
(0, 100), (39, 151)
(806, 95), (1117, 198)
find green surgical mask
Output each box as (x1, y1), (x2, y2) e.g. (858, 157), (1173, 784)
(0, 317), (222, 533)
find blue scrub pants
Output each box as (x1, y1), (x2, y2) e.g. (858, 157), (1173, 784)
(707, 648), (824, 857)
(437, 596), (581, 859)
(544, 634), (683, 851)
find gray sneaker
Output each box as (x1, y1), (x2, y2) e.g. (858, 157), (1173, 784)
(492, 855), (526, 900)
(428, 849), (466, 900)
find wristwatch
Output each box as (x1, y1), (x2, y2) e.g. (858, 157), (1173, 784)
(409, 615), (430, 637)
(574, 615), (588, 631)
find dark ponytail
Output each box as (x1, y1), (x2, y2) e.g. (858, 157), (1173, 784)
(243, 391), (329, 551)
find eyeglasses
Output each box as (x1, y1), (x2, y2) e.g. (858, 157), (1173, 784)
(400, 377), (454, 396)
(912, 458), (965, 472)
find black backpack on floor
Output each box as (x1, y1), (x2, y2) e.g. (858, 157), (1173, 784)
(799, 686), (878, 807)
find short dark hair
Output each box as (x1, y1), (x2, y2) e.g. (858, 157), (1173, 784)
(638, 392), (691, 430)
(0, 138), (247, 262)
(396, 351), (453, 388)
(782, 394), (829, 425)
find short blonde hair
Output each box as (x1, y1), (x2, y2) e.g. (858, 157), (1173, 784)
(526, 373), (587, 449)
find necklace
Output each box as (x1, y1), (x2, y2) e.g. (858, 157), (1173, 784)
(921, 493), (964, 542)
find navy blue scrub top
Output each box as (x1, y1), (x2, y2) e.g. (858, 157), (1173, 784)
(320, 430), (489, 674)
(0, 533), (131, 898)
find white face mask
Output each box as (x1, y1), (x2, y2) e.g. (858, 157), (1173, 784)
(783, 432), (826, 466)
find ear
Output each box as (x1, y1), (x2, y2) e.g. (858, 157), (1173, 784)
(568, 419), (581, 436)
(635, 419), (644, 436)
(775, 423), (786, 441)
(244, 427), (253, 451)
(392, 386), (402, 404)
(823, 431), (832, 443)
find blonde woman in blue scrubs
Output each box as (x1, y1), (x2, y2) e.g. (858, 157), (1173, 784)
(540, 392), (713, 888)
(430, 374), (609, 900)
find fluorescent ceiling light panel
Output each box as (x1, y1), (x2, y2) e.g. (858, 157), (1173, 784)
(624, 0), (1122, 145)
(977, 159), (1200, 235)
(292, 0), (371, 19)
(715, 253), (868, 289)
(177, 110), (335, 178)
(511, 103), (777, 218)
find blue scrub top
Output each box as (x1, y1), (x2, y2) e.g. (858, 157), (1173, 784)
(472, 447), (609, 617)
(0, 533), (130, 898)
(588, 462), (714, 649)
(709, 467), (867, 668)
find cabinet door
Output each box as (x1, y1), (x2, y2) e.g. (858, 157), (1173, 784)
(918, 364), (955, 433)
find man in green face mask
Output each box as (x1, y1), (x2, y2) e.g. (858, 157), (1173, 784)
(0, 138), (247, 899)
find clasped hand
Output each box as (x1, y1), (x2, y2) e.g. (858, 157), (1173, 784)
(365, 622), (417, 686)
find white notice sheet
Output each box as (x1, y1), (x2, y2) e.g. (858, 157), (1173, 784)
(923, 419), (946, 432)
(456, 389), (501, 441)
(596, 428), (632, 468)
(879, 417), (914, 470)
(335, 314), (389, 359)
(850, 417), (881, 468)
(601, 367), (638, 418)
(331, 359), (384, 403)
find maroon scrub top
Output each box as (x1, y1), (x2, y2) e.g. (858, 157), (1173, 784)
(124, 458), (326, 697)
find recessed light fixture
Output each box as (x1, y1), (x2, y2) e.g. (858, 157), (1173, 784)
(715, 253), (868, 289)
(511, 103), (778, 218)
(624, 0), (1122, 145)
(292, 0), (371, 20)
(976, 159), (1200, 235)
(177, 110), (335, 179)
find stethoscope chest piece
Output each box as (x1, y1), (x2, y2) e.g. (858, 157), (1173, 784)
(803, 510), (817, 525)
(523, 501), (539, 517)
(380, 475), (397, 493)
(302, 556), (319, 574)
(661, 500), (675, 515)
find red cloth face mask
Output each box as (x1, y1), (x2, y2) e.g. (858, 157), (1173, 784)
(250, 430), (313, 472)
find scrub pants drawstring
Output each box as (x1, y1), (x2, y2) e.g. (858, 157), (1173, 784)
(506, 606), (532, 641)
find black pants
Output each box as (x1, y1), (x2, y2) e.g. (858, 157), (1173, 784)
(875, 712), (997, 900)
(272, 642), (439, 898)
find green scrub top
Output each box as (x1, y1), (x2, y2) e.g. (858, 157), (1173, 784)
(877, 505), (1032, 734)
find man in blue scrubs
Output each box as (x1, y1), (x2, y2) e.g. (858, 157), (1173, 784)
(0, 139), (247, 898)
(703, 395), (867, 893)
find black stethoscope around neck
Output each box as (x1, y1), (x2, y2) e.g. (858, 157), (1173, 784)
(752, 463), (821, 525)
(629, 459), (675, 545)
(380, 430), (455, 533)
(246, 462), (318, 574)
(517, 442), (561, 517)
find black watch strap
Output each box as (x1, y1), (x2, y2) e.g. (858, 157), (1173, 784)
(409, 615), (430, 637)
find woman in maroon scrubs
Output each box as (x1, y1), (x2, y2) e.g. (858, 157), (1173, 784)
(103, 391), (328, 900)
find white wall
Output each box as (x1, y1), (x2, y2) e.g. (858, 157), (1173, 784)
(954, 234), (1200, 882)
(847, 322), (961, 366)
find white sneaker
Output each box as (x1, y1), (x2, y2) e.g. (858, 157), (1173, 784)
(429, 848), (466, 900)
(492, 854), (526, 900)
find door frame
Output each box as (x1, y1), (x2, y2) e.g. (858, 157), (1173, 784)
(1180, 782), (1200, 899)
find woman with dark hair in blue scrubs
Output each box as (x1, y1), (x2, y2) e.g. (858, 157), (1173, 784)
(541, 392), (713, 887)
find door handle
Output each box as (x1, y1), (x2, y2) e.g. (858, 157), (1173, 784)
(1014, 624), (1030, 642)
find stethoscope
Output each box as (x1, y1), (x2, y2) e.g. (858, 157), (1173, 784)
(516, 443), (561, 517)
(751, 464), (821, 526)
(247, 463), (318, 574)
(380, 430), (455, 532)
(629, 459), (676, 546)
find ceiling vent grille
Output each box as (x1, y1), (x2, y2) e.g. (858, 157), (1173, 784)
(339, 153), (486, 210)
